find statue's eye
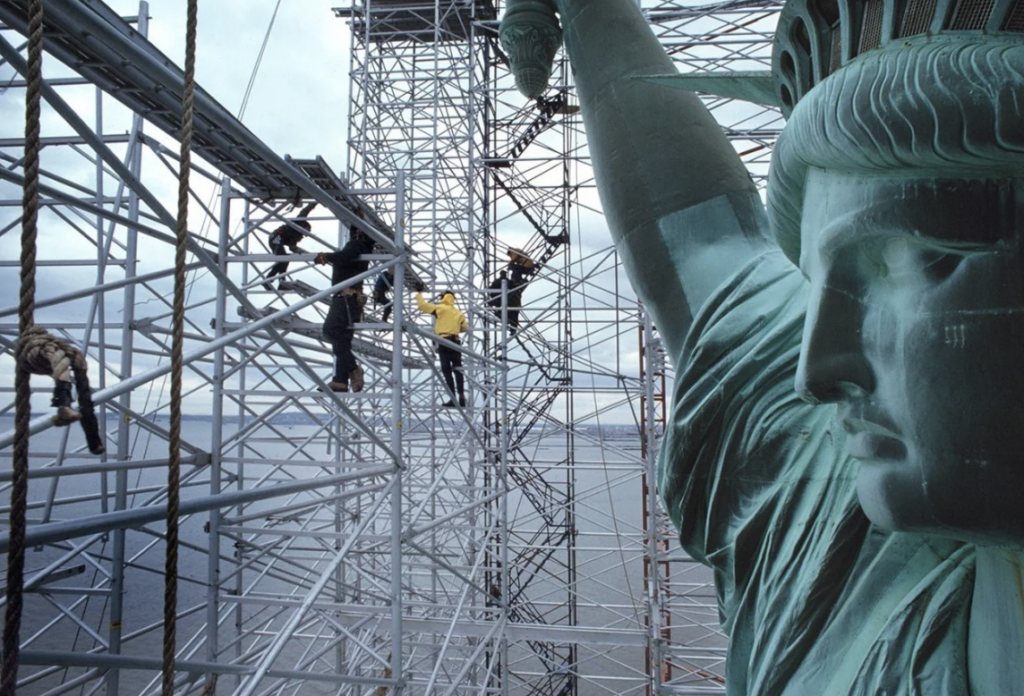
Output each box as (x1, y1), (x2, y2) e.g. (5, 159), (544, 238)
(872, 238), (964, 284)
(880, 238), (909, 276)
(865, 238), (912, 279)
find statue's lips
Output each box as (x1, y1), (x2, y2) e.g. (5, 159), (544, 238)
(841, 413), (906, 461)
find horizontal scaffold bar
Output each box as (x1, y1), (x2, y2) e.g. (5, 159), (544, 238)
(0, 466), (391, 553)
(0, 265), (392, 451)
(18, 651), (401, 687)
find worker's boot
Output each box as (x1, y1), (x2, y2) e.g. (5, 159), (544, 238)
(459, 393), (467, 408)
(350, 366), (365, 393)
(327, 379), (348, 393)
(50, 381), (81, 426)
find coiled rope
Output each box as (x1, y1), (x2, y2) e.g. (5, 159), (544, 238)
(164, 0), (198, 693)
(2, 0), (43, 693)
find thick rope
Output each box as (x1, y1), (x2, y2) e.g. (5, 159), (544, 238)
(164, 0), (198, 693)
(2, 1), (43, 693)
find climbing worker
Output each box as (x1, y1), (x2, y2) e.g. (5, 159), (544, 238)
(487, 270), (513, 331)
(315, 222), (373, 392)
(506, 247), (536, 288)
(416, 288), (469, 407)
(263, 201), (317, 291)
(373, 268), (395, 323)
(490, 248), (536, 333)
(17, 326), (104, 454)
(506, 247), (536, 332)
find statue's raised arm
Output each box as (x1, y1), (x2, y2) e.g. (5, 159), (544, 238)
(501, 0), (771, 362)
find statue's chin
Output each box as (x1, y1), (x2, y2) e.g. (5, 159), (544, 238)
(856, 463), (1024, 551)
(855, 464), (908, 532)
(853, 460), (946, 538)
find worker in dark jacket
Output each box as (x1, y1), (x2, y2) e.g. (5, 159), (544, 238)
(315, 224), (373, 392)
(489, 248), (535, 333)
(264, 202), (316, 291)
(373, 268), (395, 323)
(488, 270), (518, 333)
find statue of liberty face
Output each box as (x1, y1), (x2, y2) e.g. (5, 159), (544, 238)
(796, 170), (1024, 548)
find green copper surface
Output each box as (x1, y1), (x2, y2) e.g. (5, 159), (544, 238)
(637, 71), (780, 107)
(499, 0), (563, 98)
(501, 0), (1024, 693)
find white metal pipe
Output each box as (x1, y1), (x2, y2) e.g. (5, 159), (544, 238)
(205, 176), (231, 686)
(0, 456), (196, 482)
(0, 267), (382, 451)
(390, 170), (407, 689)
(230, 479), (396, 696)
(106, 5), (146, 683)
(0, 468), (388, 553)
(499, 277), (511, 696)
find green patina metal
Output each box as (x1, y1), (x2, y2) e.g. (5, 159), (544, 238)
(501, 0), (1024, 693)
(498, 0), (562, 99)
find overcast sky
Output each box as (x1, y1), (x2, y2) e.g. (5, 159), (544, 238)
(0, 0), (356, 267)
(0, 1), (649, 422)
(0, 2), (364, 415)
(125, 0), (354, 168)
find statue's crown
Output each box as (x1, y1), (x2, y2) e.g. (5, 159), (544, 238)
(774, 0), (1024, 115)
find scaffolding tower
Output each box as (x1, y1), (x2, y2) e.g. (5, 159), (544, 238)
(341, 1), (782, 694)
(0, 0), (782, 694)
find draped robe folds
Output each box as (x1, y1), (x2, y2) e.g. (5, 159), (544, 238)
(659, 250), (975, 696)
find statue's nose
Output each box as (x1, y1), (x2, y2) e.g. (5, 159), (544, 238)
(795, 282), (874, 405)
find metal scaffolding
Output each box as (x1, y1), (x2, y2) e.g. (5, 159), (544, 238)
(0, 0), (781, 694)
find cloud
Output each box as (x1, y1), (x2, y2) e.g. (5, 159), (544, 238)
(0, 3), (315, 413)
(129, 1), (353, 167)
(0, 1), (653, 422)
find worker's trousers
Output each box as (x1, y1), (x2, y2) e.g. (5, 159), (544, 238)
(268, 236), (290, 280)
(324, 294), (361, 382)
(437, 337), (464, 399)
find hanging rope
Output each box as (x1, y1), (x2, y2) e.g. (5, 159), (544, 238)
(164, 0), (198, 693)
(2, 1), (43, 693)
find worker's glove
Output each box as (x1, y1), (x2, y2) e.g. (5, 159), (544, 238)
(413, 279), (426, 292)
(314, 252), (329, 266)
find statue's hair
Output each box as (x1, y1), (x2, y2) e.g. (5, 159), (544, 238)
(768, 36), (1024, 265)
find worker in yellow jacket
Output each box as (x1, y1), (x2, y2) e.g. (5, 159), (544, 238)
(416, 290), (469, 407)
